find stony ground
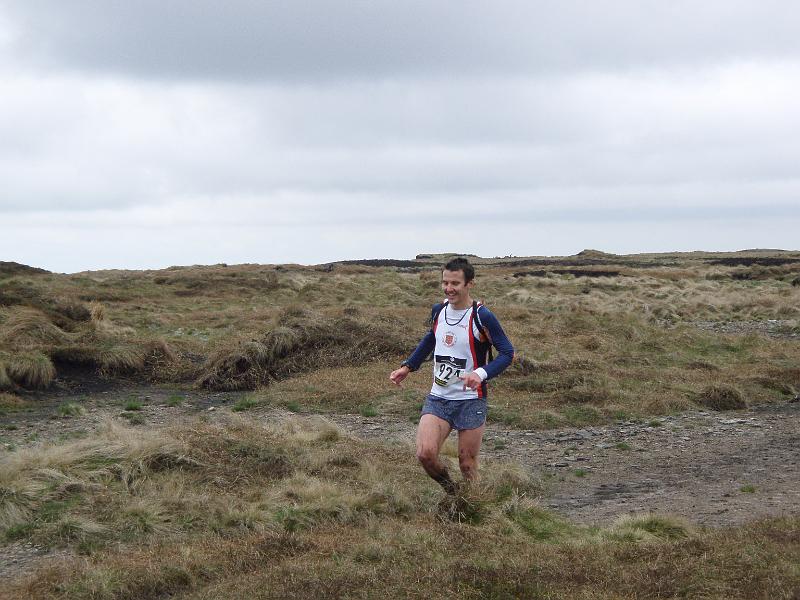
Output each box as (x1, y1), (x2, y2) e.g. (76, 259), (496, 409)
(2, 376), (799, 580)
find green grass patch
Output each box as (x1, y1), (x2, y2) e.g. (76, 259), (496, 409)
(505, 504), (576, 541)
(232, 395), (260, 412)
(121, 412), (145, 425)
(166, 394), (184, 407)
(123, 400), (143, 411)
(58, 402), (85, 417)
(4, 522), (36, 541)
(562, 405), (603, 426)
(606, 515), (691, 542)
(283, 400), (302, 413)
(359, 405), (378, 417)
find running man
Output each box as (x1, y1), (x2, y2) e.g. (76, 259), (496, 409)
(389, 257), (514, 493)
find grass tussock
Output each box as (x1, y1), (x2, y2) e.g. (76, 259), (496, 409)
(697, 384), (747, 411)
(604, 514), (693, 542)
(1, 350), (57, 389)
(0, 307), (73, 348)
(94, 341), (148, 375)
(89, 302), (135, 336)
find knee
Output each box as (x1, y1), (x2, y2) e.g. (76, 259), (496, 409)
(416, 447), (437, 467)
(458, 450), (477, 476)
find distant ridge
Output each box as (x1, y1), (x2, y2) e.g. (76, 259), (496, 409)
(0, 261), (50, 277)
(575, 249), (617, 259)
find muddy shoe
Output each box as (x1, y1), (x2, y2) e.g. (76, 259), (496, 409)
(432, 471), (458, 495)
(436, 484), (484, 524)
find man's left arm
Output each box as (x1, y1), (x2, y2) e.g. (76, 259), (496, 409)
(474, 307), (514, 380)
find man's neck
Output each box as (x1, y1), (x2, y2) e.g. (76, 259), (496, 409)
(450, 296), (472, 310)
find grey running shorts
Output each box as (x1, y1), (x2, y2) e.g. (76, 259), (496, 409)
(421, 394), (487, 431)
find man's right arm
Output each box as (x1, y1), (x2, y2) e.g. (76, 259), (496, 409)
(389, 329), (434, 386)
(402, 330), (436, 372)
(402, 302), (442, 371)
(389, 304), (439, 386)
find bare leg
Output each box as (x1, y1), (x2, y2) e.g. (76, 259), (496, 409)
(416, 414), (456, 493)
(457, 424), (485, 481)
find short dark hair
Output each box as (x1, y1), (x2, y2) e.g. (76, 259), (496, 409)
(443, 257), (475, 283)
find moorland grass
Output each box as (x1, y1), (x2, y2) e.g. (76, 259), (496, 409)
(1, 417), (797, 600)
(1, 350), (57, 390)
(0, 392), (25, 414)
(57, 402), (85, 418)
(0, 252), (798, 426)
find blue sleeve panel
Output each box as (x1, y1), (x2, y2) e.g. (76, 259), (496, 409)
(477, 305), (514, 380)
(403, 303), (442, 371)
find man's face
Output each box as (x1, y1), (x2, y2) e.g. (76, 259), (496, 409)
(441, 269), (473, 308)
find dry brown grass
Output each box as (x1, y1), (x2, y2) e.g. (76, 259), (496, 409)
(1, 350), (57, 389)
(2, 252), (799, 422)
(0, 363), (13, 392)
(0, 307), (72, 348)
(3, 253), (800, 598)
(198, 308), (414, 390)
(697, 384), (747, 411)
(0, 295), (179, 388)
(0, 392), (24, 410)
(1, 415), (797, 599)
(89, 301), (135, 336)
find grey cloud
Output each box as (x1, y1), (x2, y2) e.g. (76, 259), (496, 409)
(3, 65), (798, 214)
(3, 1), (800, 81)
(1, 2), (799, 271)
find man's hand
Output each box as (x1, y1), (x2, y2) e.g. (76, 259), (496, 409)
(459, 372), (482, 391)
(389, 365), (411, 387)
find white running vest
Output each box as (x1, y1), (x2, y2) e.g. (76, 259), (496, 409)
(429, 302), (484, 400)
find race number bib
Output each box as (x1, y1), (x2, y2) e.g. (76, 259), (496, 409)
(434, 355), (467, 387)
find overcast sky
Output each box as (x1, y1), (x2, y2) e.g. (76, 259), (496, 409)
(1, 1), (798, 272)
